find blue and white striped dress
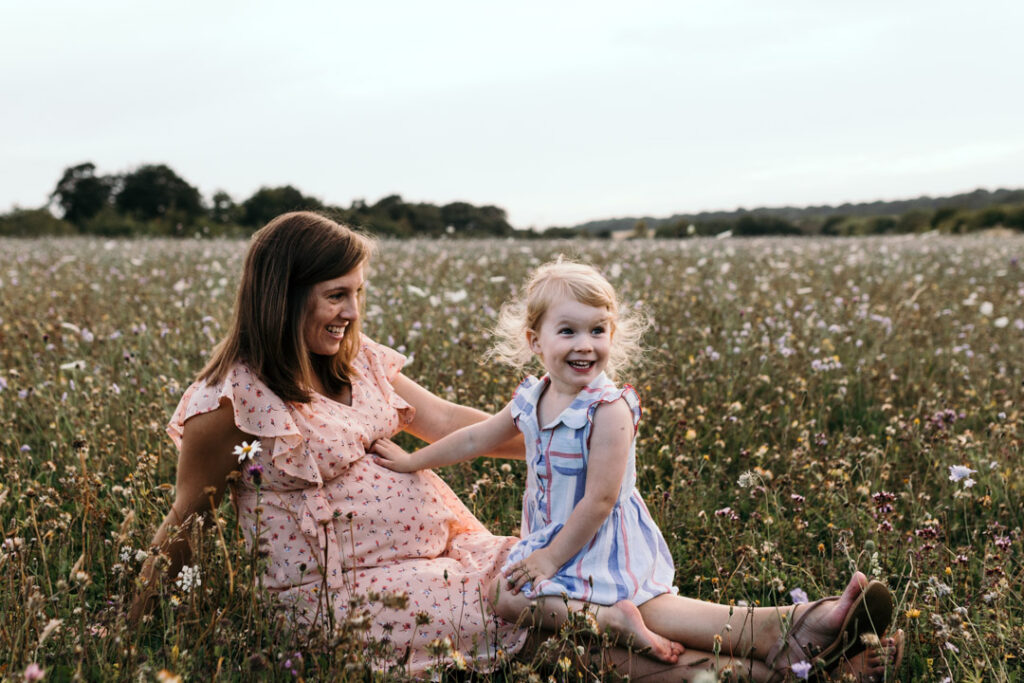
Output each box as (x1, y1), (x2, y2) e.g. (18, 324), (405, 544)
(501, 373), (678, 606)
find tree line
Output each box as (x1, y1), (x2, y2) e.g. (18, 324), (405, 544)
(0, 162), (515, 238)
(560, 187), (1024, 238)
(2, 161), (1022, 238)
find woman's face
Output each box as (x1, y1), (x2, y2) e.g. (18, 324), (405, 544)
(302, 263), (365, 356)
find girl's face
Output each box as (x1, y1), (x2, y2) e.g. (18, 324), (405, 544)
(527, 294), (613, 394)
(302, 263), (365, 356)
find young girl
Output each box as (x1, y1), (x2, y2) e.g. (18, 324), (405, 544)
(372, 259), (684, 660)
(372, 260), (897, 675)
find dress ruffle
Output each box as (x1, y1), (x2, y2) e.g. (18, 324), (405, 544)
(166, 337), (526, 674)
(168, 336), (415, 488)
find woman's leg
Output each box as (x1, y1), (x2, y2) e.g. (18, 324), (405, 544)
(638, 573), (881, 668)
(491, 578), (685, 663)
(517, 632), (901, 683)
(516, 630), (773, 682)
(601, 647), (773, 681)
(504, 576), (899, 683)
(516, 629), (902, 683)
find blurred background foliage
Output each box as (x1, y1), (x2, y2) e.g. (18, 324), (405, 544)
(2, 161), (1023, 239)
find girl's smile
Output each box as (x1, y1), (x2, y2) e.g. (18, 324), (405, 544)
(527, 296), (613, 395)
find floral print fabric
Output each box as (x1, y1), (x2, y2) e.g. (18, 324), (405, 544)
(168, 336), (527, 674)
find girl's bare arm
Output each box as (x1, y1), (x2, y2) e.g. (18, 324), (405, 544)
(391, 373), (525, 459)
(372, 403), (519, 472)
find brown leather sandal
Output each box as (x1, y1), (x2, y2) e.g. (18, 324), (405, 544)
(766, 580), (893, 681)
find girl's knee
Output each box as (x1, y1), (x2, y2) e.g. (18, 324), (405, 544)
(492, 584), (533, 624)
(493, 590), (521, 622)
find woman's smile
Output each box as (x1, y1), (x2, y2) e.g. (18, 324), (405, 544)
(304, 264), (364, 356)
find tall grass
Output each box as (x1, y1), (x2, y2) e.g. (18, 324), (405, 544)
(0, 235), (1021, 681)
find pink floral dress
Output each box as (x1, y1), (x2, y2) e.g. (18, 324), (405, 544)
(168, 336), (527, 674)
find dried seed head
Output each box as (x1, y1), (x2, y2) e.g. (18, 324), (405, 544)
(860, 632), (881, 648)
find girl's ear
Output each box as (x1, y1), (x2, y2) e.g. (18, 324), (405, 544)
(526, 328), (541, 355)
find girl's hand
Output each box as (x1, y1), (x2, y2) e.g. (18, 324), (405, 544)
(504, 548), (559, 594)
(370, 438), (421, 472)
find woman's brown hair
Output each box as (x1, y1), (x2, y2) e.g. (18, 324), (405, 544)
(198, 211), (375, 402)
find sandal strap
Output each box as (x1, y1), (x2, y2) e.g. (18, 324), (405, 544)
(765, 597), (839, 670)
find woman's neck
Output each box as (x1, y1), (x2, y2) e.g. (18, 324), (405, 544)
(310, 375), (352, 406)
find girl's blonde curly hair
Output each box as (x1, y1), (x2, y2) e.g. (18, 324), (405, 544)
(489, 259), (648, 381)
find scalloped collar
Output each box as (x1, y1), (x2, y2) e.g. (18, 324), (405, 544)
(526, 372), (615, 430)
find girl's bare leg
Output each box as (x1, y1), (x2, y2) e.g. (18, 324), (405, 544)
(492, 579), (685, 663)
(638, 572), (873, 663)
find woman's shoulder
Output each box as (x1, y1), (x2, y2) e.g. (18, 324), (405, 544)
(175, 362), (265, 413)
(355, 334), (408, 382)
(168, 363), (295, 447)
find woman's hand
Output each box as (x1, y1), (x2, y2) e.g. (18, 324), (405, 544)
(371, 438), (422, 472)
(504, 548), (560, 594)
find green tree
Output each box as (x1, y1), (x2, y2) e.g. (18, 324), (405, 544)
(440, 202), (513, 236)
(440, 201), (476, 234)
(930, 207), (959, 229)
(820, 215), (848, 236)
(406, 203), (445, 235)
(50, 162), (114, 226)
(115, 164), (203, 222)
(363, 194), (415, 236)
(0, 207), (77, 236)
(974, 206), (1008, 228)
(898, 209), (932, 233)
(211, 190), (238, 224)
(868, 216), (898, 234)
(241, 186), (322, 228)
(734, 214), (801, 236)
(1005, 206), (1024, 230)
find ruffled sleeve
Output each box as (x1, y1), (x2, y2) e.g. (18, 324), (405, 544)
(166, 364), (318, 484)
(585, 382), (642, 439)
(509, 375), (541, 425)
(357, 335), (415, 431)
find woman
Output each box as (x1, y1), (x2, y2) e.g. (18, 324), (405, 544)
(132, 212), (900, 680)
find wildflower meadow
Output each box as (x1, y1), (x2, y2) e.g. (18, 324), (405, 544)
(0, 234), (1021, 681)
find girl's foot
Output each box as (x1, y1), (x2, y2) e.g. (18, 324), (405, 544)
(605, 599), (685, 664)
(831, 628), (905, 682)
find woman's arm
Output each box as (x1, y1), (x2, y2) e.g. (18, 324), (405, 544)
(372, 403), (518, 472)
(128, 398), (247, 622)
(391, 373), (525, 459)
(505, 399), (633, 593)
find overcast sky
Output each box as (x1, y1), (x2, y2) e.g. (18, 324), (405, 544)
(3, 0), (1023, 229)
